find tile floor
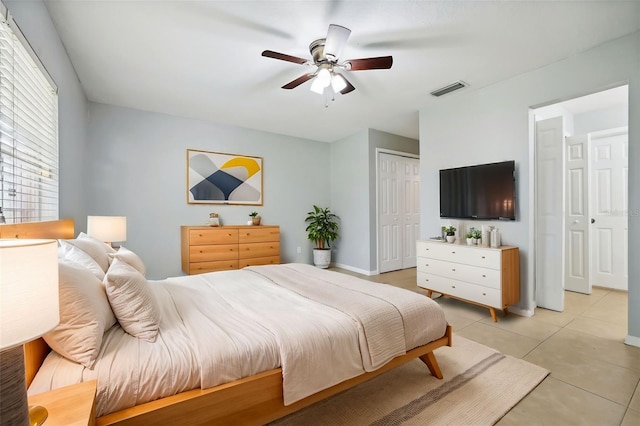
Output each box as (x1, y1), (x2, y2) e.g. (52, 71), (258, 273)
(334, 267), (640, 426)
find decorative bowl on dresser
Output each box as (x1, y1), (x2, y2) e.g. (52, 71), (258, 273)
(416, 239), (519, 322)
(181, 225), (280, 274)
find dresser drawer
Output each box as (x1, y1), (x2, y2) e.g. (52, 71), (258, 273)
(189, 260), (239, 274)
(189, 244), (238, 262)
(239, 255), (280, 268)
(189, 228), (238, 245)
(239, 242), (280, 259)
(417, 241), (501, 269)
(417, 257), (501, 289)
(238, 227), (280, 244)
(417, 271), (502, 308)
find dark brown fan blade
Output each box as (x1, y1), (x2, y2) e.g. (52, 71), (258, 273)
(282, 73), (315, 89)
(345, 56), (393, 71)
(340, 75), (355, 95)
(262, 50), (308, 65)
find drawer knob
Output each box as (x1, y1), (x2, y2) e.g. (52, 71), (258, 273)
(481, 256), (486, 259)
(482, 293), (487, 296)
(451, 285), (456, 288)
(452, 268), (456, 272)
(425, 263), (429, 267)
(451, 251), (456, 254)
(482, 274), (486, 277)
(425, 278), (429, 282)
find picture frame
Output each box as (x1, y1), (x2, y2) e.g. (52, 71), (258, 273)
(187, 149), (263, 205)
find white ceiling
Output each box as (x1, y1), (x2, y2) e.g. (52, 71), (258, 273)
(43, 0), (640, 142)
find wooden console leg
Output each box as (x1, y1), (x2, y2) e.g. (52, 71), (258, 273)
(419, 352), (443, 379)
(426, 290), (433, 298)
(489, 307), (498, 322)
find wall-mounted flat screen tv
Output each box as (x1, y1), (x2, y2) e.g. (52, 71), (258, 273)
(440, 160), (516, 220)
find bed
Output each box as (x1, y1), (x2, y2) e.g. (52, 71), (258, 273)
(4, 219), (452, 425)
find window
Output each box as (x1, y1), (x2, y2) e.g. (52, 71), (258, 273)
(0, 5), (58, 224)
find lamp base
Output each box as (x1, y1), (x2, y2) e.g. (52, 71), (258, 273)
(0, 346), (29, 426)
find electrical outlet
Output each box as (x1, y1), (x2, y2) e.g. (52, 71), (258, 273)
(296, 246), (301, 254)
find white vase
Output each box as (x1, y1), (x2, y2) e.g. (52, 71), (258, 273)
(446, 235), (455, 243)
(466, 238), (473, 245)
(312, 248), (331, 268)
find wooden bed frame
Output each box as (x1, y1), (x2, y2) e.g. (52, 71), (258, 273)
(3, 219), (453, 425)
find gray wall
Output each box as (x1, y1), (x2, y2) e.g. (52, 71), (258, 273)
(330, 129), (418, 274)
(5, 0), (89, 227)
(86, 103), (330, 279)
(419, 31), (640, 343)
(574, 104), (628, 135)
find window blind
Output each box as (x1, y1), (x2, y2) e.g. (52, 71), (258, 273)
(0, 8), (58, 224)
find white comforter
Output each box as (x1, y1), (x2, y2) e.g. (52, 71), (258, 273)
(29, 264), (447, 417)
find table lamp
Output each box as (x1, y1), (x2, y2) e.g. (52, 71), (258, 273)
(0, 239), (59, 426)
(87, 216), (127, 247)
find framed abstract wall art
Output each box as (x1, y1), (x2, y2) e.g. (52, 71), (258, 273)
(187, 149), (263, 205)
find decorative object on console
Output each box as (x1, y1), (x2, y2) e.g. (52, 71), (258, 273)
(87, 215), (127, 247)
(0, 239), (58, 426)
(207, 212), (220, 227)
(491, 227), (501, 248)
(249, 211), (261, 226)
(481, 225), (493, 247)
(442, 225), (456, 243)
(466, 227), (481, 245)
(305, 205), (340, 268)
(187, 149), (263, 205)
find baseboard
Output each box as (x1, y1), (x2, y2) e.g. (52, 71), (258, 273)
(624, 334), (640, 348)
(508, 306), (534, 318)
(332, 263), (377, 276)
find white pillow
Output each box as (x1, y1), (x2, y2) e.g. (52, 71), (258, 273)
(58, 242), (105, 280)
(59, 232), (115, 272)
(109, 246), (146, 275)
(44, 260), (117, 368)
(104, 259), (160, 342)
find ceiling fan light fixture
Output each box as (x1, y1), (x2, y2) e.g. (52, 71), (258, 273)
(310, 77), (325, 94)
(316, 67), (332, 87)
(331, 73), (347, 92)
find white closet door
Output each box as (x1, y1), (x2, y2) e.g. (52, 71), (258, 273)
(379, 153), (402, 272)
(590, 129), (628, 290)
(535, 117), (565, 311)
(401, 157), (420, 268)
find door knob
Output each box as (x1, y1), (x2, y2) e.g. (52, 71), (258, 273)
(591, 218), (595, 224)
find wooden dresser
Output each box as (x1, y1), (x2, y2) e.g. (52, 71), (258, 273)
(416, 240), (520, 322)
(181, 225), (280, 274)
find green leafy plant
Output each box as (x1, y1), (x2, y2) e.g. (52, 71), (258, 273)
(470, 227), (482, 239)
(442, 225), (456, 236)
(249, 211), (258, 218)
(305, 205), (339, 249)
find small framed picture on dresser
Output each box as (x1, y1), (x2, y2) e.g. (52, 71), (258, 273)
(187, 149), (263, 205)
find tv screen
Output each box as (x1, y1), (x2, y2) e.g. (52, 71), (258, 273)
(440, 160), (516, 220)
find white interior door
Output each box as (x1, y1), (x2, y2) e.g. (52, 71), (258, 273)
(379, 153), (402, 272)
(378, 152), (419, 273)
(590, 128), (628, 290)
(535, 116), (565, 311)
(564, 134), (591, 294)
(401, 157), (420, 268)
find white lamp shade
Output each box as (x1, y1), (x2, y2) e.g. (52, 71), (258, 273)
(331, 73), (347, 92)
(310, 77), (325, 94)
(87, 216), (127, 243)
(0, 239), (59, 349)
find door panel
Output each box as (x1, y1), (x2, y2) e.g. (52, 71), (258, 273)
(535, 117), (565, 311)
(564, 134), (590, 294)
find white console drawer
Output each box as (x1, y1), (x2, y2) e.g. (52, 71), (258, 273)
(417, 257), (501, 289)
(417, 241), (501, 269)
(417, 271), (501, 308)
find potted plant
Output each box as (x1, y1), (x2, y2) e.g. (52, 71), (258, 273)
(442, 225), (456, 243)
(249, 211), (261, 226)
(305, 205), (339, 268)
(466, 227), (481, 245)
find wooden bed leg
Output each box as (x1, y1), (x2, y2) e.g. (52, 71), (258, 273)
(419, 352), (443, 380)
(504, 307), (509, 317)
(489, 307), (498, 322)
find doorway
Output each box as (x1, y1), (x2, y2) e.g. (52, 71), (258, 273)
(533, 85), (629, 311)
(377, 149), (420, 273)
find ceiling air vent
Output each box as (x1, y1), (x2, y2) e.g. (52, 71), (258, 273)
(430, 80), (468, 97)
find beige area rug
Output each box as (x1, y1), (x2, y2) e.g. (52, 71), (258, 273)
(271, 336), (549, 426)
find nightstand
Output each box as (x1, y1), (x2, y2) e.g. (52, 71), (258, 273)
(28, 380), (97, 426)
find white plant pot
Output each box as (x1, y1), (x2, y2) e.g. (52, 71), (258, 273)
(466, 238), (473, 245)
(446, 235), (456, 243)
(313, 248), (331, 268)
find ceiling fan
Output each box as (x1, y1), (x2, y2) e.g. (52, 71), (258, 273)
(261, 24), (393, 96)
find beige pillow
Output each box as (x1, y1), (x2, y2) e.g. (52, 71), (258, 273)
(58, 243), (105, 280)
(59, 232), (114, 272)
(109, 246), (146, 275)
(104, 259), (160, 342)
(43, 260), (117, 368)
